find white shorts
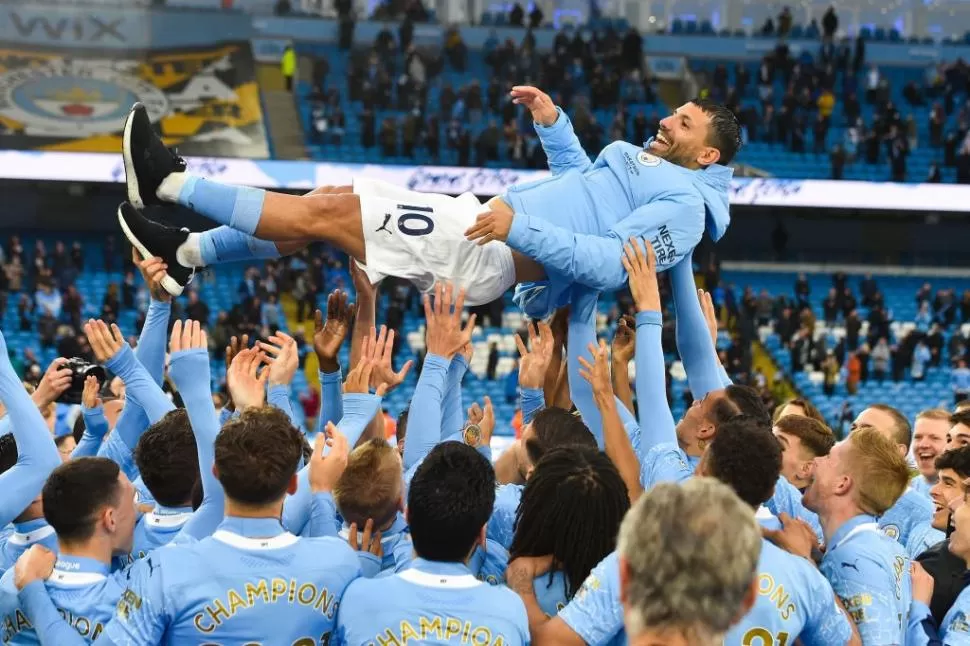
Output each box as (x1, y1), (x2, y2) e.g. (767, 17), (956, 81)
(352, 176), (515, 306)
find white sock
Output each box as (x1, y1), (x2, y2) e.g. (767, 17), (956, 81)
(157, 171), (188, 202)
(176, 233), (203, 268)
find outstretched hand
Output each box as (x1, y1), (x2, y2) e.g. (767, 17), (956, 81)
(510, 86), (558, 126)
(464, 210), (513, 246)
(423, 282), (476, 360)
(314, 290), (356, 372)
(515, 322), (554, 390)
(84, 320), (125, 363)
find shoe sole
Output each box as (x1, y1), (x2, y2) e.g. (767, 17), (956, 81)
(122, 104), (144, 209)
(116, 205), (185, 297)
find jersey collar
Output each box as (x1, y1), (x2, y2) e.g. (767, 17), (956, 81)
(400, 558), (481, 589)
(9, 519), (55, 546)
(828, 514), (878, 552)
(339, 513), (407, 548)
(50, 555), (110, 584)
(143, 505), (193, 529)
(217, 516), (287, 539)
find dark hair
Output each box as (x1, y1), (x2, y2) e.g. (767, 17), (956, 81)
(868, 403), (913, 446)
(950, 410), (970, 429)
(134, 409), (200, 508)
(0, 433), (17, 474)
(936, 446), (970, 478)
(689, 97), (741, 165)
(510, 447), (629, 599)
(711, 385), (769, 428)
(396, 408), (410, 446)
(408, 442), (495, 562)
(707, 415), (781, 508)
(774, 415), (836, 458)
(72, 413), (86, 445)
(524, 407), (597, 466)
(215, 407), (304, 506)
(42, 457), (121, 543)
(772, 398), (826, 425)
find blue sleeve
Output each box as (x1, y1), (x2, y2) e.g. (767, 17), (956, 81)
(533, 108), (593, 175)
(167, 348), (224, 540)
(440, 356), (468, 440)
(218, 407), (236, 428)
(402, 354), (450, 470)
(0, 334), (61, 527)
(135, 300), (171, 387)
(633, 310), (677, 453)
(71, 404), (110, 458)
(906, 601), (940, 646)
(558, 552), (625, 645)
(486, 484), (520, 550)
(317, 369), (344, 436)
(306, 491), (340, 538)
(97, 431), (139, 482)
(670, 256), (726, 398)
(103, 558), (168, 645)
(283, 466), (312, 536)
(943, 604), (970, 645)
(104, 345), (174, 432)
(639, 444), (693, 488)
(566, 286), (604, 449)
(338, 393), (382, 447)
(17, 581), (89, 646)
(801, 567), (855, 646)
(766, 476), (824, 544)
(268, 384), (300, 430)
(506, 197), (699, 292)
(520, 388), (544, 425)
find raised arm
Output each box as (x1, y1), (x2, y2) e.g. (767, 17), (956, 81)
(566, 284), (605, 448)
(402, 283), (476, 470)
(515, 322), (555, 424)
(313, 290), (356, 433)
(0, 335), (62, 526)
(610, 316), (636, 415)
(133, 255), (172, 386)
(259, 331), (301, 429)
(471, 195), (701, 293)
(167, 320), (225, 540)
(670, 255), (728, 397)
(626, 239), (678, 451)
(441, 350), (470, 440)
(510, 86), (592, 175)
(72, 376), (109, 458)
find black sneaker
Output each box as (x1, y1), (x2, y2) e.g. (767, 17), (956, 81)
(117, 202), (195, 297)
(122, 102), (186, 209)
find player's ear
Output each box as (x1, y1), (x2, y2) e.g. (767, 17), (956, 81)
(286, 473), (298, 496)
(618, 556), (631, 605)
(211, 464), (220, 482)
(734, 578), (759, 623)
(697, 145), (720, 167)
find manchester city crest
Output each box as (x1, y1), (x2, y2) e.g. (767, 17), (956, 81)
(637, 150), (661, 167)
(0, 58), (168, 137)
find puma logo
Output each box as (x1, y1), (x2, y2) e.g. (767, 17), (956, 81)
(375, 214), (393, 235)
(841, 560), (860, 573)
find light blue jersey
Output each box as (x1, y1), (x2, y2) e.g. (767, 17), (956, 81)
(486, 483), (522, 550)
(725, 539), (853, 646)
(333, 558), (529, 646)
(878, 488), (936, 557)
(910, 475), (934, 499)
(908, 584), (970, 645)
(130, 505), (193, 560)
(766, 476), (825, 544)
(102, 517), (362, 645)
(0, 521), (57, 576)
(557, 551), (627, 646)
(639, 442), (693, 489)
(338, 513), (409, 572)
(503, 109), (731, 317)
(907, 523), (947, 560)
(0, 555), (123, 644)
(820, 515), (911, 645)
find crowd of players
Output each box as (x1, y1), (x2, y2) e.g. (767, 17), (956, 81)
(1, 231), (970, 645)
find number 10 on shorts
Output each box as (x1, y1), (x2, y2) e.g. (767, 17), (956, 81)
(394, 204), (435, 237)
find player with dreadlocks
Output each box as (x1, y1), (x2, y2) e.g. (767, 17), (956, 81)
(508, 445), (630, 616)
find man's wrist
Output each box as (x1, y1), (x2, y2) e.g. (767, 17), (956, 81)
(318, 355), (339, 373)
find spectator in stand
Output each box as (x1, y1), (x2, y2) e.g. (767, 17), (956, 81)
(777, 7), (793, 37)
(953, 359), (970, 405)
(261, 294), (284, 333)
(822, 350), (839, 395)
(281, 45), (295, 92)
(912, 340), (931, 382)
(822, 6), (838, 39)
(872, 337), (891, 384)
(34, 282), (61, 320)
(830, 144), (846, 179)
(486, 342), (499, 381)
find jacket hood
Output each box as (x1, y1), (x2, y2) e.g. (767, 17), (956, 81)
(693, 163), (733, 242)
